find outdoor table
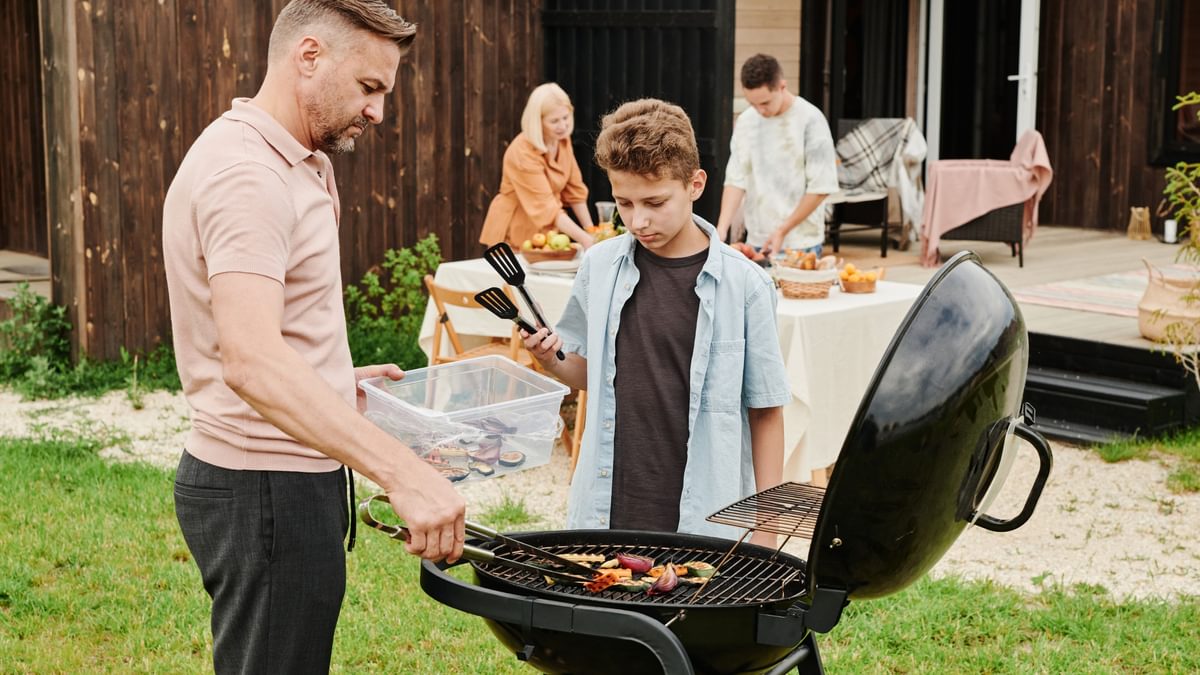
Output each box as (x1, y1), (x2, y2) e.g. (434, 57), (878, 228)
(417, 257), (921, 484)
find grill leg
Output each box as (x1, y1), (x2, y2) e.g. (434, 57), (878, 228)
(763, 632), (824, 675)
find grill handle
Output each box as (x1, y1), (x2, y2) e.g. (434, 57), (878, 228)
(420, 557), (696, 675)
(972, 422), (1053, 533)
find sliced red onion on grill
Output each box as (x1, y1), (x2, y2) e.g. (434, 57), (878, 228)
(646, 561), (678, 596)
(615, 552), (655, 574)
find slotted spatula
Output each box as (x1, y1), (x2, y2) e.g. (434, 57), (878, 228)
(483, 242), (555, 331)
(475, 287), (565, 361)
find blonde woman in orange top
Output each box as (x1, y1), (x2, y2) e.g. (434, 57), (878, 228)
(480, 83), (595, 248)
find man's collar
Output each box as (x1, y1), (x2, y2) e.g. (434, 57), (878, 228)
(222, 98), (316, 167)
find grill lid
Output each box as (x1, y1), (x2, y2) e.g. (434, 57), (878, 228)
(808, 252), (1040, 599)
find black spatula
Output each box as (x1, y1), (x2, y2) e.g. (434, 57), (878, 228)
(483, 242), (554, 331)
(475, 287), (565, 361)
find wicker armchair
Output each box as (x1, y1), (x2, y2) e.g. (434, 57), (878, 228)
(939, 202), (1026, 267)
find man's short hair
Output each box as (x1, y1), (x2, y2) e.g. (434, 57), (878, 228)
(594, 99), (700, 184)
(268, 0), (416, 62)
(740, 53), (783, 90)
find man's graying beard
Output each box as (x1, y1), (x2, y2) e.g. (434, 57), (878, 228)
(319, 116), (370, 155)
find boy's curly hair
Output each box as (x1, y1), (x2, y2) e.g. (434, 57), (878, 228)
(594, 99), (700, 184)
(740, 53), (783, 90)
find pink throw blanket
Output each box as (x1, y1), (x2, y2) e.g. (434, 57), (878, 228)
(919, 130), (1053, 267)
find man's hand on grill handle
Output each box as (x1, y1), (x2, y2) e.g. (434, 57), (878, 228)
(385, 466), (466, 563)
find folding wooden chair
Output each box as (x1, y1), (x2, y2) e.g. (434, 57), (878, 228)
(423, 275), (535, 368)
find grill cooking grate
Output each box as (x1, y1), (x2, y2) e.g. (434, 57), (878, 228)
(475, 540), (804, 606)
(705, 481), (826, 538)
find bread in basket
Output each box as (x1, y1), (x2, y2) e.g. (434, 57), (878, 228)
(773, 265), (838, 299)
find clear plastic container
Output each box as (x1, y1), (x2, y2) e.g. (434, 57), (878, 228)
(359, 355), (569, 483)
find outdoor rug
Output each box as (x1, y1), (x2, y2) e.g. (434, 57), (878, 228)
(1011, 270), (1147, 317)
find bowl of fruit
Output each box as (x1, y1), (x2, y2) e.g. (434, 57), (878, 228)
(838, 262), (884, 293)
(521, 232), (580, 263)
(587, 206), (627, 243)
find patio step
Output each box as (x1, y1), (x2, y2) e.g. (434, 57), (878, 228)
(1023, 366), (1188, 443)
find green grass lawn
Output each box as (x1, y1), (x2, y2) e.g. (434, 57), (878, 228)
(1094, 425), (1200, 495)
(1, 433), (1197, 673)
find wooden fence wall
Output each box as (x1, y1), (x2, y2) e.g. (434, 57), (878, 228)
(1037, 0), (1165, 229)
(39, 0), (541, 360)
(0, 3), (47, 256)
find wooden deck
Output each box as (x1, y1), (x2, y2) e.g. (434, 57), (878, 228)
(836, 224), (1189, 351)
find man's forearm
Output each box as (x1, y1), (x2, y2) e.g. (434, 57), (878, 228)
(777, 193), (830, 237)
(222, 331), (429, 493)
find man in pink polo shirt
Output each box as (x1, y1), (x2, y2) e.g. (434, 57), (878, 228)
(162, 1), (465, 671)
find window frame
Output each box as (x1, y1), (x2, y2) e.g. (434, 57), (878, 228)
(1150, 0), (1200, 165)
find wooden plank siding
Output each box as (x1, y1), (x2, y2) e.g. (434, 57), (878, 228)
(0, 3), (48, 256)
(35, 0), (541, 360)
(1037, 0), (1165, 230)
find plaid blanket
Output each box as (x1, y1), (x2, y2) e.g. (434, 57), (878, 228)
(835, 118), (927, 242)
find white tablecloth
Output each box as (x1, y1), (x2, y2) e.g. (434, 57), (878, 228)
(418, 258), (922, 482)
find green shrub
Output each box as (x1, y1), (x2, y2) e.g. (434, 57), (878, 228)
(0, 282), (71, 379)
(344, 234), (442, 371)
(0, 282), (180, 399)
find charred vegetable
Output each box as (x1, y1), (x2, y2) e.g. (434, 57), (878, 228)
(615, 552), (655, 574)
(468, 461), (495, 476)
(615, 579), (651, 593)
(583, 569), (625, 593)
(498, 450), (526, 467)
(438, 467), (470, 482)
(646, 561), (679, 596)
(683, 561), (716, 578)
(559, 553), (606, 564)
(473, 417), (517, 435)
(468, 435), (503, 464)
(648, 564), (690, 578)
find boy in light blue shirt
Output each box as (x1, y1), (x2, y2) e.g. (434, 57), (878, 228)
(522, 99), (792, 544)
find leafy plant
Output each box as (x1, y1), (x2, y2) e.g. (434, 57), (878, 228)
(1157, 91), (1200, 389)
(0, 282), (71, 380)
(0, 282), (180, 399)
(344, 234), (442, 370)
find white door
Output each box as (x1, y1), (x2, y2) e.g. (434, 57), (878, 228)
(1009, 0), (1041, 143)
(923, 0), (1041, 163)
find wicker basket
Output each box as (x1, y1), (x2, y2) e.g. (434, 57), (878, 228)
(839, 266), (886, 294)
(773, 267), (838, 299)
(522, 244), (580, 264)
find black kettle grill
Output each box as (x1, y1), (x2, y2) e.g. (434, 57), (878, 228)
(374, 252), (1053, 674)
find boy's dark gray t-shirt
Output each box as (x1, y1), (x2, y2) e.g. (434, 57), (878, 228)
(610, 241), (708, 531)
